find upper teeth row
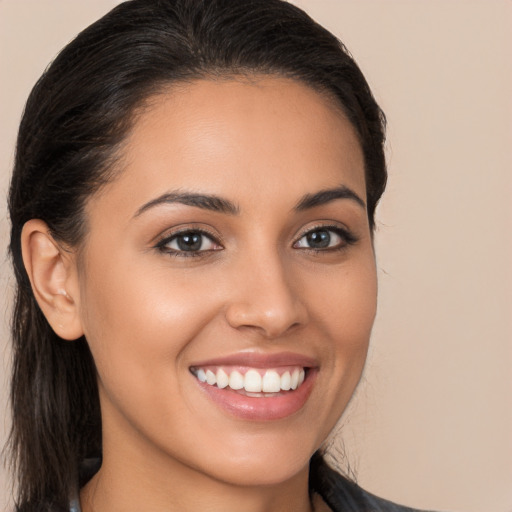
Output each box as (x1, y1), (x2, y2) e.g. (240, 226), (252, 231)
(196, 368), (306, 393)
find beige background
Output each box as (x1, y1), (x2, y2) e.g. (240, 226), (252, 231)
(1, 1), (511, 511)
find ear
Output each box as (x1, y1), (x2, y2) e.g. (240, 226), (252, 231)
(21, 219), (84, 341)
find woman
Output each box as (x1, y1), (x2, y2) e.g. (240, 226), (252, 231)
(7, 0), (430, 511)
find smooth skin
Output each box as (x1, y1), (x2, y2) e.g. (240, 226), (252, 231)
(22, 77), (377, 512)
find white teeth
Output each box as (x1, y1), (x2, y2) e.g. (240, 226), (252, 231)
(290, 369), (299, 390)
(206, 369), (217, 385)
(262, 370), (281, 392)
(216, 369), (229, 389)
(281, 371), (291, 391)
(228, 370), (244, 390)
(195, 366), (308, 393)
(244, 369), (262, 392)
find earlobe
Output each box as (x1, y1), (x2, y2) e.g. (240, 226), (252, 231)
(21, 219), (84, 341)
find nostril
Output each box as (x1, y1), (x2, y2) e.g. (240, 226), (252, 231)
(225, 303), (307, 339)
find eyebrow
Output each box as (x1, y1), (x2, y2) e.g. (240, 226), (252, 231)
(134, 184), (365, 219)
(134, 191), (240, 218)
(294, 185), (366, 211)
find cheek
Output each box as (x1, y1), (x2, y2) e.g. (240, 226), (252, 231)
(309, 254), (377, 400)
(77, 257), (221, 391)
(310, 254), (377, 345)
(77, 262), (226, 451)
(337, 260), (377, 374)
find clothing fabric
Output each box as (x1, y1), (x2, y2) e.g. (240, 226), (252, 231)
(63, 453), (435, 512)
(309, 453), (435, 512)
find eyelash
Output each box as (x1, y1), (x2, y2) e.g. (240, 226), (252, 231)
(155, 224), (357, 258)
(155, 227), (222, 258)
(294, 224), (358, 254)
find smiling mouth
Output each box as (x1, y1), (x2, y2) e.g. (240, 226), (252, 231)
(190, 366), (307, 396)
(189, 353), (317, 420)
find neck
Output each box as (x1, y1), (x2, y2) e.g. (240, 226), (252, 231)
(80, 430), (315, 512)
(80, 461), (314, 512)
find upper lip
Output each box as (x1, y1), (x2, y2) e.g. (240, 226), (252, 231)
(189, 351), (318, 369)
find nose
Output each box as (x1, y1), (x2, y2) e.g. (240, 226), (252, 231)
(224, 253), (308, 339)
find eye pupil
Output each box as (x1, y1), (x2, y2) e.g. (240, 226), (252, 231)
(306, 230), (330, 248)
(177, 232), (202, 251)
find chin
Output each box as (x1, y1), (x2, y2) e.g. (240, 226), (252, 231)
(205, 454), (311, 488)
(182, 430), (319, 488)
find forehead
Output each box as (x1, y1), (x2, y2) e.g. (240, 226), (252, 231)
(90, 76), (366, 217)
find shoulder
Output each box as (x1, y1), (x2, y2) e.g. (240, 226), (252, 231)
(317, 472), (434, 512)
(310, 453), (438, 512)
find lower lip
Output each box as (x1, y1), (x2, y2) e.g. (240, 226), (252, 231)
(194, 370), (317, 421)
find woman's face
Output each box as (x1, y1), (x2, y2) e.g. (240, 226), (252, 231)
(76, 77), (377, 487)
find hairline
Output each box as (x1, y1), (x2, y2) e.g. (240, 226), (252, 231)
(74, 70), (366, 259)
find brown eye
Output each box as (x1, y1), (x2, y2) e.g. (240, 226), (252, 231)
(294, 226), (356, 251)
(305, 229), (332, 249)
(174, 232), (205, 251)
(158, 230), (221, 255)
